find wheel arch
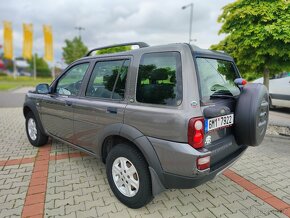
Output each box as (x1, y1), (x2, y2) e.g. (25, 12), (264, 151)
(100, 124), (166, 195)
(23, 102), (46, 134)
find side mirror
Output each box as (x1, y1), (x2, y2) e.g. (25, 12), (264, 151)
(36, 83), (50, 94)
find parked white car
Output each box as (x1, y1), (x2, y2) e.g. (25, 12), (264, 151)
(253, 73), (290, 108)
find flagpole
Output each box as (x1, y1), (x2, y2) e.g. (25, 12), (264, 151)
(52, 61), (55, 80)
(13, 57), (16, 79)
(33, 54), (36, 80)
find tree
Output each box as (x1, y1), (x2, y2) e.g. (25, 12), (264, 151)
(97, 46), (131, 55)
(62, 37), (88, 64)
(28, 54), (51, 77)
(211, 0), (290, 88)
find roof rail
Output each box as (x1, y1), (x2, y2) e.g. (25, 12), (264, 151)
(85, 42), (149, 57)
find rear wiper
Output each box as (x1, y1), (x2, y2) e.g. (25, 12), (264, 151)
(210, 90), (235, 99)
(210, 94), (235, 99)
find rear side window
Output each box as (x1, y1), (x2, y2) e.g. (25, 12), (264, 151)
(136, 52), (182, 106)
(86, 59), (129, 100)
(196, 58), (240, 100)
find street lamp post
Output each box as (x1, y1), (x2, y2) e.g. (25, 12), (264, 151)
(75, 26), (85, 39)
(182, 3), (195, 44)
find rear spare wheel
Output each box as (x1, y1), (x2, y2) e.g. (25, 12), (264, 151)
(234, 83), (269, 146)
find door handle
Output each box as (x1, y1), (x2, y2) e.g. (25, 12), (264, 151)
(107, 107), (117, 114)
(65, 101), (73, 106)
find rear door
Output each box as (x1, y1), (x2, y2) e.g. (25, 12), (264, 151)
(41, 62), (90, 143)
(124, 51), (185, 142)
(195, 57), (242, 166)
(73, 58), (130, 152)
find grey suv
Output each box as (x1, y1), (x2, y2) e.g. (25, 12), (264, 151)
(23, 42), (269, 208)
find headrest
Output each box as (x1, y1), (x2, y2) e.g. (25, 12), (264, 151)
(150, 68), (168, 81)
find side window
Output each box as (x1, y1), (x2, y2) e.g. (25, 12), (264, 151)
(86, 59), (129, 100)
(136, 52), (182, 106)
(56, 63), (89, 96)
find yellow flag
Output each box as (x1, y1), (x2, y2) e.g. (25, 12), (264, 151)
(23, 23), (33, 60)
(3, 21), (13, 60)
(43, 25), (53, 61)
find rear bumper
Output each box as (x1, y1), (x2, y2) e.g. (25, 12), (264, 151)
(148, 136), (247, 189)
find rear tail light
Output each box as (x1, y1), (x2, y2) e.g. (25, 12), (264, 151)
(197, 156), (210, 170)
(188, 117), (205, 149)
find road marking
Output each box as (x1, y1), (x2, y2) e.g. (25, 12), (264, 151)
(223, 169), (290, 217)
(22, 144), (51, 218)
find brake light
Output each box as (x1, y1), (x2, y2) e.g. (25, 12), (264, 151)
(188, 117), (205, 149)
(197, 156), (210, 170)
(234, 78), (247, 86)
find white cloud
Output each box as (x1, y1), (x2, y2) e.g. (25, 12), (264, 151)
(0, 0), (234, 62)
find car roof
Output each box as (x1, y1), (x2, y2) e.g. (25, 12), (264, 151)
(78, 43), (234, 62)
(191, 45), (234, 61)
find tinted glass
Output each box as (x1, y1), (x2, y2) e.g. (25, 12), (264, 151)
(196, 58), (240, 100)
(137, 52), (182, 106)
(56, 63), (89, 96)
(86, 60), (129, 99)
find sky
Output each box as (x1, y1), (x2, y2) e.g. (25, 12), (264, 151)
(0, 0), (235, 63)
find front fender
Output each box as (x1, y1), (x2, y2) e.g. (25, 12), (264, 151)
(23, 97), (46, 134)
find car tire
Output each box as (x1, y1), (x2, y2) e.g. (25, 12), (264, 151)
(106, 143), (153, 208)
(234, 83), (269, 146)
(25, 111), (48, 147)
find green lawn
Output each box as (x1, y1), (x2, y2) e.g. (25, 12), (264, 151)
(0, 75), (53, 91)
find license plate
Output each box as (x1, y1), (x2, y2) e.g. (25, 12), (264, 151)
(205, 114), (234, 132)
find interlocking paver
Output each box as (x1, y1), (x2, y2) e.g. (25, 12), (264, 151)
(66, 202), (85, 215)
(76, 207), (98, 218)
(209, 204), (232, 217)
(141, 211), (163, 218)
(1, 107), (290, 218)
(55, 196), (74, 208)
(46, 192), (65, 202)
(207, 196), (230, 207)
(224, 201), (246, 213)
(0, 108), (38, 161)
(55, 184), (73, 193)
(45, 206), (65, 217)
(177, 195), (200, 205)
(163, 197), (182, 209)
(176, 203), (199, 215)
(85, 199), (105, 210)
(0, 207), (22, 217)
(96, 203), (118, 216)
(57, 211), (77, 218)
(194, 199), (215, 211)
(146, 202), (167, 213)
(191, 209), (215, 218)
(126, 207), (149, 217)
(226, 211), (248, 218)
(159, 207), (183, 217)
(43, 137), (290, 218)
(108, 209), (131, 218)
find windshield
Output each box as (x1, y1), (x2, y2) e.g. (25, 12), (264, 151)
(196, 58), (240, 100)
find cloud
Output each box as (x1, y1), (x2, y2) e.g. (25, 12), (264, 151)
(0, 0), (234, 62)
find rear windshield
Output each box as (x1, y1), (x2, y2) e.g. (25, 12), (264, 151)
(196, 58), (240, 100)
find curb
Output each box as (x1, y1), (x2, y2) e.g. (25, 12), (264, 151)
(268, 122), (290, 129)
(264, 134), (290, 142)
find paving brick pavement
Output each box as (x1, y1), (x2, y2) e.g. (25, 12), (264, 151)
(0, 108), (38, 161)
(231, 137), (290, 206)
(0, 107), (290, 218)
